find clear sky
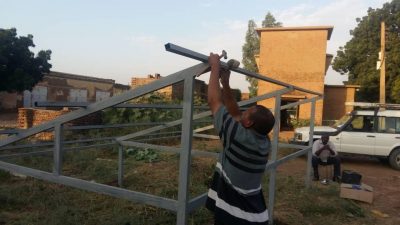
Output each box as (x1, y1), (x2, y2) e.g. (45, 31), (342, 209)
(0, 0), (389, 92)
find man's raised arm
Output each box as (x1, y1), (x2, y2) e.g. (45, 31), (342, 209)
(207, 53), (223, 115)
(220, 69), (241, 121)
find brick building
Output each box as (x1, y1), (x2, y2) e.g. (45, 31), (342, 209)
(255, 26), (358, 125)
(25, 71), (117, 106)
(323, 84), (359, 124)
(0, 71), (130, 131)
(0, 71), (130, 111)
(131, 73), (208, 100)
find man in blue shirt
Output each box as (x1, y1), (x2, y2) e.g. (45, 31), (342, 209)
(205, 53), (275, 225)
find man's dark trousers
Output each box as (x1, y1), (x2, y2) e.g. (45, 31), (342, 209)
(312, 156), (341, 179)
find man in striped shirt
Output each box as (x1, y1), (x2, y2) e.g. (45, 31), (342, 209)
(205, 53), (275, 225)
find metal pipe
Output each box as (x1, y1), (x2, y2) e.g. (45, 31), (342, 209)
(305, 100), (316, 188)
(165, 43), (323, 96)
(268, 94), (281, 224)
(35, 101), (213, 110)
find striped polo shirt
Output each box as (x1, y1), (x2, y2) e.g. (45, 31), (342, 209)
(206, 106), (270, 225)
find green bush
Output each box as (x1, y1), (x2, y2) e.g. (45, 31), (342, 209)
(126, 148), (159, 163)
(102, 93), (182, 124)
(290, 118), (311, 128)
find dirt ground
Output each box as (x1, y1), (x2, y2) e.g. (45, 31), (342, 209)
(278, 131), (400, 225)
(277, 155), (400, 224)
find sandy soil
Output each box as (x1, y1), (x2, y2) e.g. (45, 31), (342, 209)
(278, 131), (400, 224)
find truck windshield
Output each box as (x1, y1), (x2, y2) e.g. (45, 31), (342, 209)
(332, 114), (351, 128)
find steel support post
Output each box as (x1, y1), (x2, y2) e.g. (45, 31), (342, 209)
(268, 95), (281, 225)
(0, 161), (178, 211)
(53, 123), (63, 175)
(305, 100), (316, 188)
(118, 144), (124, 187)
(176, 77), (195, 225)
(165, 43), (323, 96)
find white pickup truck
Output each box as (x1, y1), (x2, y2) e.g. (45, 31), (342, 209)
(290, 109), (400, 170)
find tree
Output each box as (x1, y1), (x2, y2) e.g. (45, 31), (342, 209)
(0, 28), (52, 93)
(391, 77), (400, 103)
(242, 20), (260, 97)
(332, 0), (400, 103)
(262, 12), (283, 28)
(242, 12), (282, 97)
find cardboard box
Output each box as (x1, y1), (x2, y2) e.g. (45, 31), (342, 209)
(340, 183), (373, 203)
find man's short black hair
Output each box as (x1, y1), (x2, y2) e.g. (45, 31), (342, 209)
(249, 105), (275, 135)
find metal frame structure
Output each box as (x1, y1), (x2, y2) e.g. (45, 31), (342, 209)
(0, 43), (322, 225)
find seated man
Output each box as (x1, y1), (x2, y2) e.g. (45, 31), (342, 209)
(312, 135), (341, 181)
(362, 118), (373, 132)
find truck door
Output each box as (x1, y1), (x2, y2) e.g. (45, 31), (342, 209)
(337, 115), (376, 155)
(375, 117), (400, 156)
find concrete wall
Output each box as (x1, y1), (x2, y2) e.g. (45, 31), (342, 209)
(256, 26), (333, 125)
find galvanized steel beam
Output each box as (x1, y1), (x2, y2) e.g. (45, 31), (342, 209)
(0, 161), (178, 211)
(268, 95), (281, 225)
(117, 87), (293, 142)
(165, 43), (322, 96)
(176, 77), (195, 225)
(0, 63), (210, 148)
(306, 100), (316, 188)
(35, 101), (212, 110)
(0, 43), (323, 225)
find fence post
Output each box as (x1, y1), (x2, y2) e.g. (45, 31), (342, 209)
(268, 94), (281, 225)
(176, 77), (194, 225)
(118, 144), (124, 187)
(305, 100), (316, 188)
(54, 123), (63, 175)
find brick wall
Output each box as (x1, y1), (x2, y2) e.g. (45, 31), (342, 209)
(256, 27), (333, 125)
(323, 85), (358, 122)
(18, 108), (102, 140)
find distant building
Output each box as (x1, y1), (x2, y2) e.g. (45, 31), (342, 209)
(0, 92), (21, 111)
(255, 26), (359, 126)
(113, 83), (131, 95)
(0, 71), (130, 111)
(131, 73), (208, 101)
(131, 74), (173, 98)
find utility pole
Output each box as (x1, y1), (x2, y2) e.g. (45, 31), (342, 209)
(379, 21), (386, 104)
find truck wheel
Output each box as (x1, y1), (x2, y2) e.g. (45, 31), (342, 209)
(389, 148), (400, 170)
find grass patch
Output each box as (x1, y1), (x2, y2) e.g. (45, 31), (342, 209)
(0, 140), (378, 224)
(0, 154), (213, 224)
(0, 170), (11, 182)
